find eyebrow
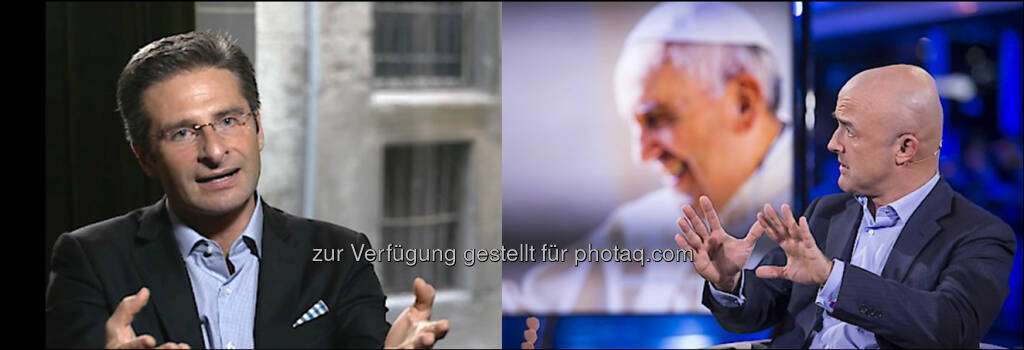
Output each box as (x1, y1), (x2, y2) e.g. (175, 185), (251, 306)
(833, 112), (854, 129)
(635, 102), (673, 120)
(159, 106), (247, 131)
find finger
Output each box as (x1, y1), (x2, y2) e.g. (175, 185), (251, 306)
(699, 196), (724, 233)
(755, 265), (785, 280)
(412, 277), (436, 313)
(675, 213), (694, 240)
(674, 233), (692, 252)
(682, 204), (710, 242)
(526, 316), (540, 330)
(432, 319), (450, 339)
(413, 319), (449, 343)
(780, 204), (800, 236)
(757, 212), (780, 243)
(758, 205), (779, 237)
(797, 216), (814, 241)
(677, 214), (704, 249)
(417, 331), (436, 348)
(678, 225), (704, 254)
(522, 341), (535, 349)
(111, 287), (150, 328)
(676, 216), (703, 250)
(118, 335), (156, 349)
(155, 342), (180, 349)
(676, 231), (703, 255)
(744, 220), (765, 245)
(763, 204), (788, 239)
(524, 329), (537, 343)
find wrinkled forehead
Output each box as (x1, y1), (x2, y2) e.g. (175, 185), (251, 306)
(614, 42), (674, 117)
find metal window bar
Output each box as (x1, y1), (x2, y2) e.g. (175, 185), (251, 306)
(380, 142), (470, 293)
(372, 2), (464, 87)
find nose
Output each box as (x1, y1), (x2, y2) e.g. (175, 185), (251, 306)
(196, 127), (228, 168)
(638, 125), (662, 162)
(827, 127), (843, 154)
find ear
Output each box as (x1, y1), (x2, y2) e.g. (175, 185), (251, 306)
(131, 142), (156, 178)
(726, 73), (766, 133)
(894, 133), (920, 166)
(254, 110), (264, 152)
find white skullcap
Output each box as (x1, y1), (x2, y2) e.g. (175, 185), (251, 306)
(614, 2), (784, 120)
(624, 2), (773, 52)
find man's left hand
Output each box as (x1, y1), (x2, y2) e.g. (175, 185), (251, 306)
(755, 203), (834, 286)
(384, 278), (451, 349)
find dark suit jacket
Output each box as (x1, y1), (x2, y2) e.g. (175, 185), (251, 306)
(702, 178), (1016, 348)
(46, 198), (390, 349)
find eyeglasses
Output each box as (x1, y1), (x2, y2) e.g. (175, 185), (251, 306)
(154, 111), (256, 146)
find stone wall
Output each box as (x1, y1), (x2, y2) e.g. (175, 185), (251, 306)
(255, 3), (501, 347)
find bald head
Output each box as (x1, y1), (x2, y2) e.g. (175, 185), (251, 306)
(838, 64), (943, 163)
(829, 64), (943, 204)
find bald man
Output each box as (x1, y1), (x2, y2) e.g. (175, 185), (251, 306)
(676, 65), (1016, 348)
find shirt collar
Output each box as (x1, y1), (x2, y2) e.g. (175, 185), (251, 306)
(168, 192), (264, 259)
(855, 172), (941, 223)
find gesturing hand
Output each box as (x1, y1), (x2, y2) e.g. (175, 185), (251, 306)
(754, 203), (833, 286)
(384, 278), (451, 349)
(105, 287), (190, 349)
(521, 317), (539, 349)
(674, 196), (765, 294)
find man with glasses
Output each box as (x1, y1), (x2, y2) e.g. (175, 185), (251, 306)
(46, 31), (448, 349)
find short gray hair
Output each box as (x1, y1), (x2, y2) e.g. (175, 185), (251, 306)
(615, 41), (780, 118)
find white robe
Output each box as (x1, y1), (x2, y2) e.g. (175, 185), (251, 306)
(503, 127), (794, 314)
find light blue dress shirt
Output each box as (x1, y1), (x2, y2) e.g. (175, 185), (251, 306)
(168, 195), (263, 350)
(710, 173), (940, 349)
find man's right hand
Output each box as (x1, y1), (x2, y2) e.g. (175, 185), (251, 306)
(105, 287), (190, 349)
(674, 196), (764, 294)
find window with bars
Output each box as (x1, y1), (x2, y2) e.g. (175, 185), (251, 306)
(372, 2), (465, 87)
(380, 142), (470, 293)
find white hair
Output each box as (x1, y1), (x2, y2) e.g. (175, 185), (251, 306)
(614, 41), (780, 119)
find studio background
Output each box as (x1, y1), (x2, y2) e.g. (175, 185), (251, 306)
(500, 1), (1022, 348)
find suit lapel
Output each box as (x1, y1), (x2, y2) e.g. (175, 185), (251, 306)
(825, 196), (862, 261)
(132, 199), (205, 348)
(253, 201), (307, 348)
(881, 179), (952, 281)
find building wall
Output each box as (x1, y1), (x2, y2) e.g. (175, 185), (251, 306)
(254, 3), (501, 348)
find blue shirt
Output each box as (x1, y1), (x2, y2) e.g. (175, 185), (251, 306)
(168, 195), (263, 350)
(711, 173), (940, 349)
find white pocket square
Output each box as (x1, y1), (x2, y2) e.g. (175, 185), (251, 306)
(292, 299), (329, 328)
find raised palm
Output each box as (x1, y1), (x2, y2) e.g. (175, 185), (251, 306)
(674, 196), (763, 293)
(754, 203), (832, 285)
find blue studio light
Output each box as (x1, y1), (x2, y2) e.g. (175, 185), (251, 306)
(998, 29), (1022, 138)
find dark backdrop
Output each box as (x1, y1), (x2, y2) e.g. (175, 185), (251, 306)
(45, 2), (194, 282)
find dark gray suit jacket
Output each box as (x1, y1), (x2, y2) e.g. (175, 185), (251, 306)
(702, 178), (1016, 348)
(46, 198), (390, 348)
